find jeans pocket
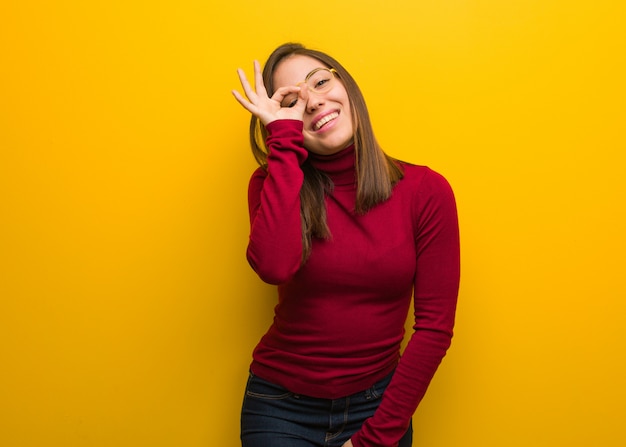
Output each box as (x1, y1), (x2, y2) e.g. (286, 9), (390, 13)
(245, 374), (294, 400)
(370, 370), (394, 399)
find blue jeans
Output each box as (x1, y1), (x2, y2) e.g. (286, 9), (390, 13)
(240, 371), (413, 447)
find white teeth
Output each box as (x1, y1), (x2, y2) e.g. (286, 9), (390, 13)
(314, 112), (339, 130)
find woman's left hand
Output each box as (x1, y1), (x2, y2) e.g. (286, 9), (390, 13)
(342, 440), (353, 447)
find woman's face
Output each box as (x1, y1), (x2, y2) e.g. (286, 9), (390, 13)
(272, 55), (354, 156)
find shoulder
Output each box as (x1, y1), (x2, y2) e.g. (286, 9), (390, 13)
(248, 166), (268, 193)
(250, 165), (268, 181)
(397, 162), (455, 196)
(394, 163), (458, 230)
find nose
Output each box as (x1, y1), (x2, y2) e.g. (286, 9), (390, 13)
(306, 93), (324, 113)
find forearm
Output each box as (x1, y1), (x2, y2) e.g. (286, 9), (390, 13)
(246, 120), (309, 284)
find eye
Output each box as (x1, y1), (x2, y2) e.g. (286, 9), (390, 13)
(310, 74), (332, 91)
(281, 94), (298, 108)
(307, 68), (335, 92)
(315, 78), (330, 89)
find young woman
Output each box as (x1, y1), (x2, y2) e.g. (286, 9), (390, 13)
(232, 43), (460, 447)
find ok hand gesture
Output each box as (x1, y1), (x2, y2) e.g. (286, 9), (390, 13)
(232, 60), (308, 126)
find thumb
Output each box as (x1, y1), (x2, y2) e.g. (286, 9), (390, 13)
(292, 86), (310, 114)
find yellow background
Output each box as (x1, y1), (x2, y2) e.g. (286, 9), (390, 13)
(1, 1), (624, 446)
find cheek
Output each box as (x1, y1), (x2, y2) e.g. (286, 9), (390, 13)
(344, 107), (355, 134)
(342, 99), (354, 130)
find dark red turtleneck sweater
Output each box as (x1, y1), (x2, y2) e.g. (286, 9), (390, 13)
(246, 120), (460, 447)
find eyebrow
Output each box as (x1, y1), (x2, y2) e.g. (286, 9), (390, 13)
(303, 67), (330, 81)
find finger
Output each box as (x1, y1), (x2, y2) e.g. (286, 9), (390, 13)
(271, 85), (301, 107)
(292, 86), (310, 113)
(231, 88), (246, 105)
(253, 60), (269, 97)
(231, 89), (258, 115)
(237, 68), (257, 102)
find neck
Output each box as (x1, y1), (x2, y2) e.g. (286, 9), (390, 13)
(308, 144), (356, 187)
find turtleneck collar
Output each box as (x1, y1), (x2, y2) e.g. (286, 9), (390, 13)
(308, 144), (357, 187)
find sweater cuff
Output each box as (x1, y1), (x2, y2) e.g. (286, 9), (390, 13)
(265, 119), (308, 165)
(266, 119), (304, 136)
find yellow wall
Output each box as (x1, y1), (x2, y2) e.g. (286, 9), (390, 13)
(1, 1), (624, 446)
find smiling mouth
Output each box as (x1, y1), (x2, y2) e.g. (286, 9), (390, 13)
(313, 112), (339, 131)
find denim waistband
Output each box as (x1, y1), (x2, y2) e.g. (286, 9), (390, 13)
(248, 369), (395, 402)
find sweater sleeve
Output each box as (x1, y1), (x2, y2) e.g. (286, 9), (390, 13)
(351, 168), (461, 447)
(246, 120), (309, 285)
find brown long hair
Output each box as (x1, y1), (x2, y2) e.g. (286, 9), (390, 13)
(249, 43), (404, 262)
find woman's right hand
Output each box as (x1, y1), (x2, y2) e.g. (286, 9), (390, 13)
(231, 60), (309, 126)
